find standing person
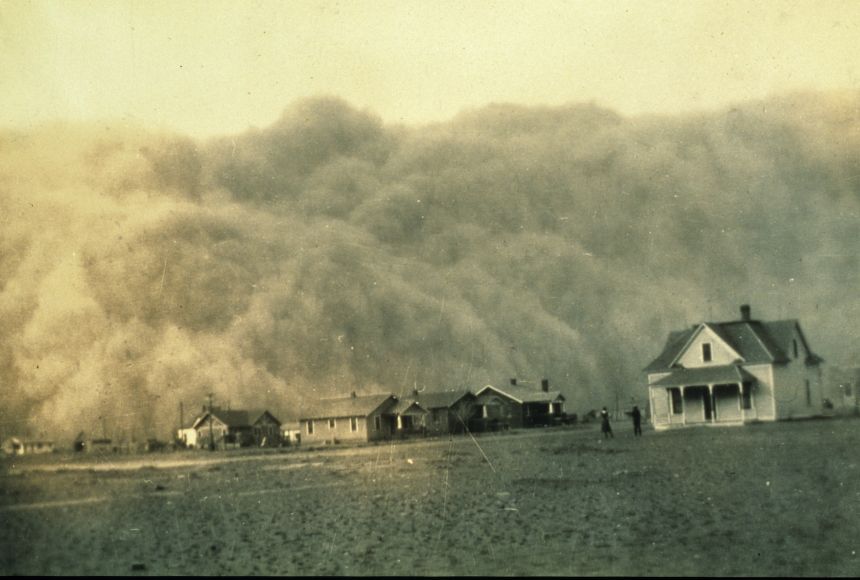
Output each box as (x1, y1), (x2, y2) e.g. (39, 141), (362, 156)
(600, 407), (613, 439)
(631, 405), (642, 437)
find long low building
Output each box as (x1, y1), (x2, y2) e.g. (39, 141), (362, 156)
(299, 393), (398, 444)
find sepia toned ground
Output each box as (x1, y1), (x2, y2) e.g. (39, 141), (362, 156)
(2, 418), (860, 576)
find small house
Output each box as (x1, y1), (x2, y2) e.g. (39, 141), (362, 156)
(193, 408), (282, 449)
(471, 379), (566, 431)
(298, 392), (398, 444)
(408, 389), (477, 435)
(281, 426), (302, 446)
(1, 437), (55, 456)
(177, 422), (200, 449)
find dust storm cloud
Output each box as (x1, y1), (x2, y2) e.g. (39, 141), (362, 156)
(1, 92), (858, 441)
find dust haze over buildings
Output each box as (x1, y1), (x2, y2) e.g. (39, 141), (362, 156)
(0, 91), (858, 441)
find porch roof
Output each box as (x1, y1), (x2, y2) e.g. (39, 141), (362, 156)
(651, 365), (757, 387)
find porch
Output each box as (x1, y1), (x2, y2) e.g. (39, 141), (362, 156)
(650, 365), (758, 427)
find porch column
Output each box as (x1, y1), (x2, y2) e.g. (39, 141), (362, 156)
(750, 384), (757, 417)
(663, 388), (669, 424)
(680, 386), (686, 425)
(708, 384), (715, 423)
(738, 382), (745, 422)
(396, 415), (403, 430)
(649, 387), (656, 426)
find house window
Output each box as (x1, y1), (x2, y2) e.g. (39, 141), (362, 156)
(307, 420), (314, 435)
(793, 339), (799, 358)
(670, 388), (683, 414)
(328, 418), (335, 430)
(741, 382), (752, 410)
(702, 343), (712, 362)
(806, 380), (812, 406)
(350, 417), (358, 432)
(431, 410), (439, 423)
(374, 416), (381, 431)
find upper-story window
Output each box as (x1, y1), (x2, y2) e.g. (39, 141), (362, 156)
(702, 343), (712, 362)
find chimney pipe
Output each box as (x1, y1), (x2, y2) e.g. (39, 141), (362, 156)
(510, 378), (517, 386)
(740, 304), (751, 321)
(541, 379), (549, 392)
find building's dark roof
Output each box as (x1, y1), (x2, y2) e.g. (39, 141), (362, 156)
(650, 365), (758, 387)
(390, 399), (428, 416)
(191, 409), (281, 429)
(644, 317), (822, 372)
(248, 409), (281, 425)
(299, 394), (397, 420)
(645, 329), (698, 372)
(211, 410), (253, 428)
(473, 384), (565, 404)
(414, 390), (474, 409)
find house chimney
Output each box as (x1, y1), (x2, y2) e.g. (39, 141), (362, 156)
(510, 378), (517, 386)
(541, 379), (550, 392)
(740, 304), (751, 321)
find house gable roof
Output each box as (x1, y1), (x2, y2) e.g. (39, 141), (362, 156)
(472, 384), (565, 404)
(414, 389), (475, 409)
(190, 408), (281, 429)
(667, 323), (746, 368)
(299, 394), (397, 421)
(199, 410), (251, 428)
(390, 399), (428, 416)
(645, 316), (822, 373)
(248, 410), (281, 426)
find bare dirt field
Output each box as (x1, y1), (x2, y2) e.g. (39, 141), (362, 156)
(2, 418), (860, 576)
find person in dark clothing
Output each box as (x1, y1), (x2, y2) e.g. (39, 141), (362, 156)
(600, 407), (613, 439)
(631, 405), (642, 436)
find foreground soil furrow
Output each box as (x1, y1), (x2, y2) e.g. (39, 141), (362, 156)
(2, 420), (859, 575)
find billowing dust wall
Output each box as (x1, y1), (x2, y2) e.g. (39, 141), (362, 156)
(0, 93), (857, 441)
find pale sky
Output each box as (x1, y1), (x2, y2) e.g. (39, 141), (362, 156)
(1, 0), (859, 137)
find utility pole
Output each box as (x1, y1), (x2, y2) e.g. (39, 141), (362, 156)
(207, 393), (215, 452)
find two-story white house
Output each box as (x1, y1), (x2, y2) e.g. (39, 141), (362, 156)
(644, 304), (824, 430)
